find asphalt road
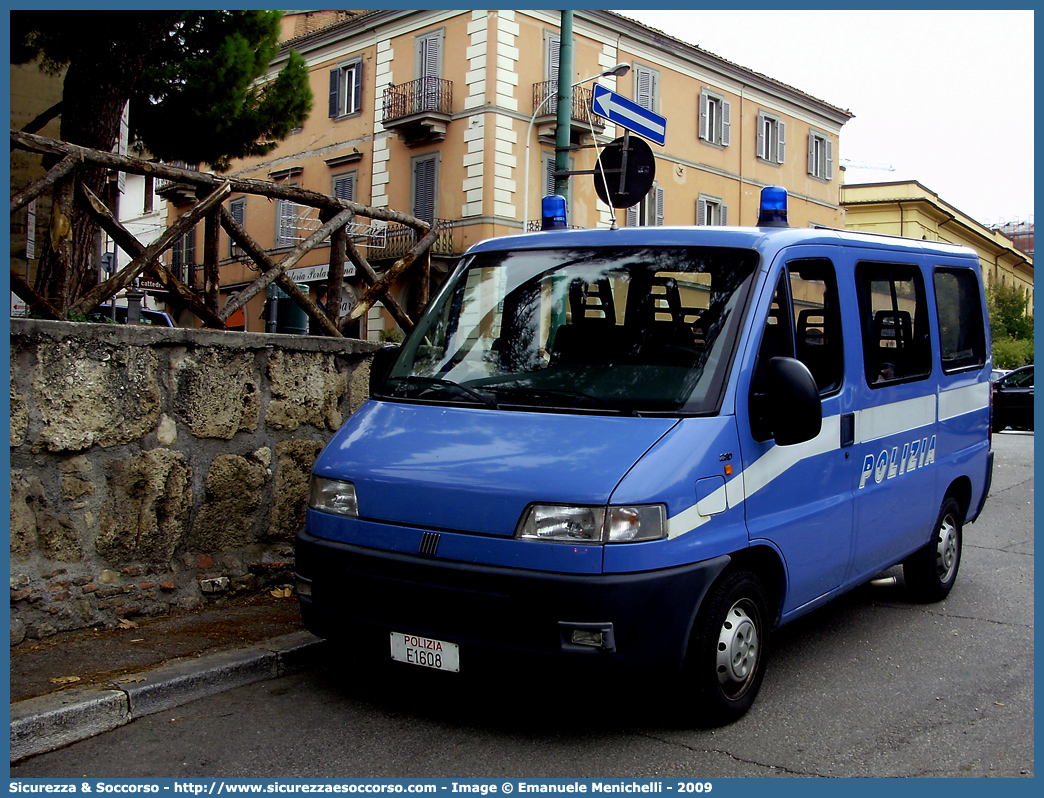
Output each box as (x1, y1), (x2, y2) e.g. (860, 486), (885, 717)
(13, 432), (1034, 779)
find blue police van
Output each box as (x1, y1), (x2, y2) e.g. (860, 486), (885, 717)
(297, 188), (993, 724)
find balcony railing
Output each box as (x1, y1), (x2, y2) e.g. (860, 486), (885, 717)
(532, 82), (601, 129)
(383, 77), (453, 124)
(368, 219), (462, 261)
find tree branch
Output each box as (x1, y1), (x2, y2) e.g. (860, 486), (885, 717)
(69, 181), (231, 316)
(10, 153), (80, 214)
(77, 183), (226, 328)
(218, 205), (343, 337)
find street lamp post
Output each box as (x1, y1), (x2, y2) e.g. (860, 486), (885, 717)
(522, 63), (630, 230)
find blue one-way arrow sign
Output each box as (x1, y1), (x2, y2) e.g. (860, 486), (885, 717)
(591, 84), (667, 146)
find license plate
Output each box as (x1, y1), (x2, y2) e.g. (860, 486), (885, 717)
(389, 632), (460, 672)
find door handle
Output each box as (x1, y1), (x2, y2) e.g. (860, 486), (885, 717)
(840, 412), (855, 447)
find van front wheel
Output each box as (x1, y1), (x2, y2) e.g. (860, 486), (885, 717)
(682, 568), (770, 726)
(903, 496), (962, 602)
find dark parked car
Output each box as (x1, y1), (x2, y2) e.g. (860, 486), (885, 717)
(992, 364), (1033, 432)
(87, 304), (175, 327)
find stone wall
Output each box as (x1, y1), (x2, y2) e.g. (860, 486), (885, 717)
(9, 319), (378, 645)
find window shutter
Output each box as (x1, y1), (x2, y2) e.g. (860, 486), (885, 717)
(545, 156), (556, 197)
(414, 157), (437, 225)
(329, 69), (341, 117)
(184, 226), (195, 266)
(626, 205), (638, 227)
(334, 174), (356, 202)
(808, 130), (816, 176)
(777, 121), (786, 164)
(229, 200), (245, 257)
(757, 113), (767, 160)
(699, 92), (708, 141)
(172, 237), (183, 269)
(278, 200), (297, 246)
(696, 198), (706, 226)
(352, 63), (363, 114)
(636, 67), (652, 111)
(720, 203), (728, 226)
(721, 100), (731, 147)
(421, 32), (440, 79)
(825, 139), (834, 180)
(655, 186), (664, 226)
(547, 35), (560, 83)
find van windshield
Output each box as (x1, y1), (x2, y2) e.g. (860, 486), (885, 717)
(381, 246), (760, 414)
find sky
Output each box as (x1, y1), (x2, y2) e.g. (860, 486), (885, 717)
(617, 9), (1034, 228)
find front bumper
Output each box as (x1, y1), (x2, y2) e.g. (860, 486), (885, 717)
(296, 527), (729, 673)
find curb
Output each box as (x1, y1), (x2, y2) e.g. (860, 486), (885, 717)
(10, 631), (327, 763)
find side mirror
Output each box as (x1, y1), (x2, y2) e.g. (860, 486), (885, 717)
(752, 357), (822, 446)
(369, 345), (401, 396)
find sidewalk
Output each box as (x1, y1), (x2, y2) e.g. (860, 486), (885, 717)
(10, 592), (328, 763)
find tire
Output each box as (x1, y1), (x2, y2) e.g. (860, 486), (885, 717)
(903, 496), (962, 603)
(680, 568), (770, 726)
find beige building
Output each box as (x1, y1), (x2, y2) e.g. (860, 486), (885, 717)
(841, 180), (1034, 314)
(9, 59), (65, 316)
(166, 9), (854, 337)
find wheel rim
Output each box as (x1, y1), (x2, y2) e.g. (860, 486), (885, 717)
(936, 514), (959, 583)
(716, 599), (760, 698)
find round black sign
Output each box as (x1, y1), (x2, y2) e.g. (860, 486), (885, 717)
(593, 135), (656, 209)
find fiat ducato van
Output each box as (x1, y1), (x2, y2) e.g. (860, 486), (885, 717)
(297, 188), (993, 723)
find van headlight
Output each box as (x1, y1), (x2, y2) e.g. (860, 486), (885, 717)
(515, 504), (665, 543)
(308, 476), (359, 517)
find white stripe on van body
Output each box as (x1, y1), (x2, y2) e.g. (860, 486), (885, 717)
(853, 395), (935, 444)
(667, 415), (840, 539)
(667, 382), (987, 539)
(938, 381), (990, 421)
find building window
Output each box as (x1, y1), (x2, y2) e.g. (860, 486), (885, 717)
(276, 187), (299, 248)
(696, 194), (728, 226)
(411, 153), (439, 226)
(329, 58), (363, 118)
(633, 63), (660, 113)
(416, 29), (444, 113)
(333, 172), (357, 236)
(543, 152), (574, 226)
(808, 129), (833, 180)
(171, 225), (196, 285)
(228, 198), (245, 258)
(757, 111), (786, 164)
(333, 172), (357, 204)
(626, 183), (664, 227)
(545, 32), (561, 85)
(699, 89), (731, 147)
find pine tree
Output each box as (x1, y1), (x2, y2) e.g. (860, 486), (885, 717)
(12, 11), (313, 308)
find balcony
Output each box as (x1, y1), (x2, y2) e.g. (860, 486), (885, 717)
(531, 82), (605, 143)
(367, 219), (464, 262)
(382, 77), (453, 146)
(155, 161), (200, 205)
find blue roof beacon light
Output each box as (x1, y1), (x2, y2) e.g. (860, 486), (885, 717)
(541, 195), (568, 231)
(757, 186), (789, 228)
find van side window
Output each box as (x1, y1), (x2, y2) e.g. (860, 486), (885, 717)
(789, 258), (843, 395)
(933, 268), (987, 373)
(749, 274), (793, 441)
(856, 262), (931, 387)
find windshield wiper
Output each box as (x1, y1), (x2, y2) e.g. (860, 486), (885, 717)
(386, 375), (500, 410)
(482, 384), (639, 416)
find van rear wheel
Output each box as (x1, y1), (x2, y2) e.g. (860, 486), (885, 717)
(903, 496), (962, 602)
(681, 567), (770, 726)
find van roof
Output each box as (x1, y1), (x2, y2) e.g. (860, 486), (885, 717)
(466, 225), (978, 262)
